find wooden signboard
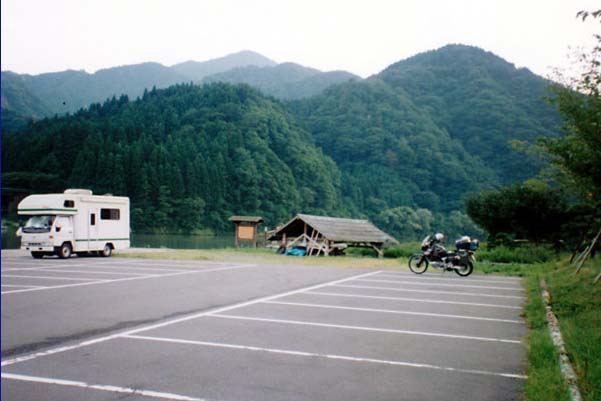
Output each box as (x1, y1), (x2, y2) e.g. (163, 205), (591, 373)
(238, 225), (255, 240)
(229, 216), (263, 248)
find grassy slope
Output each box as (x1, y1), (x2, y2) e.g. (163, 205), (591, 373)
(544, 261), (601, 401)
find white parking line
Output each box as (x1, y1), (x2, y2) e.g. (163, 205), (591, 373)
(374, 274), (523, 288)
(333, 284), (525, 300)
(1, 270), (380, 366)
(58, 265), (189, 273)
(2, 264), (96, 272)
(0, 264), (253, 295)
(305, 291), (523, 310)
(35, 268), (149, 276)
(123, 334), (527, 380)
(263, 300), (522, 323)
(209, 314), (523, 344)
(1, 373), (207, 401)
(378, 271), (523, 282)
(354, 278), (524, 292)
(1, 284), (47, 289)
(1, 274), (101, 281)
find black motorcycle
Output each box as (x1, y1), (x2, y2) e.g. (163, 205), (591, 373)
(408, 235), (479, 277)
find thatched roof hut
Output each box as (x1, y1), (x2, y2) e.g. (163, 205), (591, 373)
(269, 214), (398, 257)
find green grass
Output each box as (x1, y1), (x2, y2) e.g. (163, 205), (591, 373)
(478, 244), (560, 264)
(544, 260), (601, 401)
(523, 271), (571, 401)
(117, 247), (407, 270)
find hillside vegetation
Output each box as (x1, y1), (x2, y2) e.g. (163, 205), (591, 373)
(3, 84), (343, 233)
(2, 45), (563, 238)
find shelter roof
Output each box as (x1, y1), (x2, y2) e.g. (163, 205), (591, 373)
(272, 213), (398, 244)
(229, 216), (264, 223)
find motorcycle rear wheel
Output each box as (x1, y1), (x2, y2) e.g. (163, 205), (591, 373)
(408, 254), (429, 274)
(454, 261), (473, 277)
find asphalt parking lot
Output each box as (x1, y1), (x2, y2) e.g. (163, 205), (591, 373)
(1, 251), (527, 401)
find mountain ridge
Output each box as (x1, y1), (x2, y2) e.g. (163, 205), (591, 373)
(1, 50), (358, 131)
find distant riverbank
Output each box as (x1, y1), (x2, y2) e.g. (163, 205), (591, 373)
(1, 230), (235, 250)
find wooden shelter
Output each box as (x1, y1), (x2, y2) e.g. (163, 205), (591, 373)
(269, 214), (398, 257)
(229, 216), (264, 248)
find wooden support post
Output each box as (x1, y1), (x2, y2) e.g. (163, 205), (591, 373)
(372, 244), (383, 258)
(576, 227), (601, 273)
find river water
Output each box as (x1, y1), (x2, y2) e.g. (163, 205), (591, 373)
(1, 230), (235, 250)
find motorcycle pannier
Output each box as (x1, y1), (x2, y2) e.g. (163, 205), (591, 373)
(455, 236), (471, 250)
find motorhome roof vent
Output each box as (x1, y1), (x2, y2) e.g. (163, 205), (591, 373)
(64, 189), (93, 195)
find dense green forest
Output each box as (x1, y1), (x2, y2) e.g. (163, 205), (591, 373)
(377, 44), (562, 184)
(2, 45), (565, 240)
(3, 84), (344, 233)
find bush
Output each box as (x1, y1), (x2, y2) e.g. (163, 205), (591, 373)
(479, 244), (558, 264)
(383, 242), (421, 258)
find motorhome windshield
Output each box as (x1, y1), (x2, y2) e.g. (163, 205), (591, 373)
(22, 215), (56, 233)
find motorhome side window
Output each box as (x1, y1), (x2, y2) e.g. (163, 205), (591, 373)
(100, 208), (120, 220)
(64, 200), (75, 208)
(90, 213), (96, 226)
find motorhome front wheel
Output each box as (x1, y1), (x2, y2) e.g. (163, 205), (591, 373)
(58, 243), (72, 259)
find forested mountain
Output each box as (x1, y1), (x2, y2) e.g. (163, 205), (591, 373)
(1, 72), (50, 132)
(2, 84), (344, 233)
(171, 50), (277, 81)
(285, 45), (561, 237)
(290, 79), (498, 238)
(377, 44), (562, 184)
(1, 45), (563, 240)
(205, 63), (358, 99)
(1, 51), (357, 131)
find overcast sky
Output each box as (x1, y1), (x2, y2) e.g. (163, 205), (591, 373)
(1, 0), (599, 78)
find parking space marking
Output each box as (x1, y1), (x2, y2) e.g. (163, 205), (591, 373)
(123, 334), (527, 380)
(55, 265), (191, 273)
(1, 284), (47, 289)
(2, 264), (109, 272)
(378, 271), (523, 283)
(1, 274), (102, 281)
(375, 274), (524, 287)
(355, 278), (525, 291)
(305, 291), (523, 309)
(0, 264), (253, 296)
(1, 262), (241, 274)
(209, 314), (523, 344)
(262, 301), (522, 323)
(1, 373), (207, 401)
(1, 270), (380, 367)
(333, 284), (526, 300)
(34, 268), (150, 276)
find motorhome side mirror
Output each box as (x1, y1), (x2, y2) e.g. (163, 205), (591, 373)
(55, 226), (62, 232)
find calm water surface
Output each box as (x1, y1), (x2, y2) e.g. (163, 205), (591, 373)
(1, 230), (235, 250)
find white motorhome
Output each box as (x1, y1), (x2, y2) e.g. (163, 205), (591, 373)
(18, 189), (130, 259)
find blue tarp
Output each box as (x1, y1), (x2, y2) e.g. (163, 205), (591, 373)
(285, 247), (307, 256)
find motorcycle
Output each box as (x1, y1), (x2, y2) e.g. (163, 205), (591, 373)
(408, 234), (479, 277)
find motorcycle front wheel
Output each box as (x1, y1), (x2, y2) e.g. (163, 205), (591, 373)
(408, 254), (429, 274)
(454, 261), (473, 277)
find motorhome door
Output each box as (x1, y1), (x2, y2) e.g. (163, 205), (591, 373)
(88, 209), (98, 250)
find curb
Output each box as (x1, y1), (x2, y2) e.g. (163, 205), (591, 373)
(540, 279), (582, 401)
